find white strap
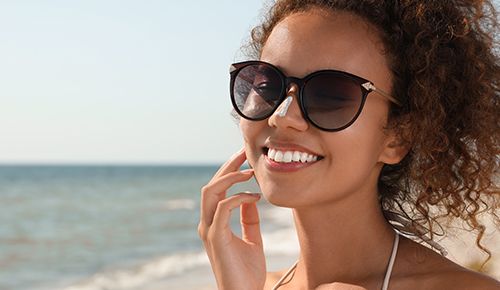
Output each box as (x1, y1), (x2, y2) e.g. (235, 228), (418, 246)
(272, 260), (298, 290)
(382, 232), (400, 290)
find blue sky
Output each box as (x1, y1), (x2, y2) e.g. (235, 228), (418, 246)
(1, 1), (498, 164)
(0, 0), (266, 164)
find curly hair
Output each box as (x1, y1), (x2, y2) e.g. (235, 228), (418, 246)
(243, 0), (499, 267)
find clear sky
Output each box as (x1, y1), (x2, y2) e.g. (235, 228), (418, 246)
(0, 0), (265, 164)
(1, 1), (498, 164)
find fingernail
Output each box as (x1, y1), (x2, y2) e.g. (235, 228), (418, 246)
(241, 169), (254, 174)
(250, 193), (261, 198)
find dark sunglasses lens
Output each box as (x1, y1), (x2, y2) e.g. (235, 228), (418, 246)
(233, 64), (282, 119)
(303, 74), (363, 130)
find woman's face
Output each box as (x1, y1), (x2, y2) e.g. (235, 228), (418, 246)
(241, 9), (397, 208)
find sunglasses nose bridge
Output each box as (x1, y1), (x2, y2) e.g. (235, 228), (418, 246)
(284, 76), (303, 96)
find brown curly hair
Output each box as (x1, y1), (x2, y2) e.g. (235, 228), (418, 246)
(243, 0), (499, 267)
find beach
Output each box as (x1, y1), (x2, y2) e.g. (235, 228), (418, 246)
(0, 165), (497, 290)
(0, 165), (300, 290)
(140, 253), (299, 290)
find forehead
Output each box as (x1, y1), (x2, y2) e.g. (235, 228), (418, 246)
(260, 8), (391, 82)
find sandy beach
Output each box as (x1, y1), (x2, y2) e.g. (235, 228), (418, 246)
(141, 253), (299, 290)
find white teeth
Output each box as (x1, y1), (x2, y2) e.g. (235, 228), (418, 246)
(300, 152), (308, 162)
(268, 148), (276, 159)
(274, 150), (284, 162)
(267, 148), (320, 163)
(283, 151), (293, 163)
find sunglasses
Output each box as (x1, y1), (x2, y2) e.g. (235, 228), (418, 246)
(230, 60), (401, 131)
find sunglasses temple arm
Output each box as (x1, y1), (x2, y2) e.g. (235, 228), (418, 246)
(364, 82), (402, 106)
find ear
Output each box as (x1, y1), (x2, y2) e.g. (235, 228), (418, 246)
(378, 132), (410, 165)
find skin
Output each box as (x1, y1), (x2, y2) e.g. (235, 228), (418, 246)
(199, 8), (500, 290)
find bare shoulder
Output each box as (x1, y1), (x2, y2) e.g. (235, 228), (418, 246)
(415, 266), (500, 290)
(436, 269), (500, 290)
(393, 237), (500, 290)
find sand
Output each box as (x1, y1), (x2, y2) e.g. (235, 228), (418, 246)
(140, 254), (298, 290)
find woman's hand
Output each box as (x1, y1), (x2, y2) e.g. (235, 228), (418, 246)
(198, 148), (266, 290)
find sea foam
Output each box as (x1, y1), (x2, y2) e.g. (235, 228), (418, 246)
(62, 251), (209, 290)
(163, 198), (196, 210)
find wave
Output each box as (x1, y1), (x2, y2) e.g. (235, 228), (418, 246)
(261, 205), (294, 226)
(60, 206), (299, 290)
(60, 235), (297, 290)
(259, 206), (299, 255)
(162, 198), (196, 210)
(61, 251), (209, 290)
(263, 227), (300, 256)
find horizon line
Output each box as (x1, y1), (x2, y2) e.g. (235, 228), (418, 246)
(0, 162), (224, 167)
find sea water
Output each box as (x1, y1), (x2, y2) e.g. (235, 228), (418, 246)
(0, 165), (297, 290)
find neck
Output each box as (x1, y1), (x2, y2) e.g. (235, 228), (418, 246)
(287, 191), (396, 289)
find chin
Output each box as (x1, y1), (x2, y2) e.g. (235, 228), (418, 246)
(263, 192), (297, 208)
(259, 182), (308, 208)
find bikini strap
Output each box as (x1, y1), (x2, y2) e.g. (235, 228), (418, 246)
(382, 232), (400, 290)
(272, 260), (298, 290)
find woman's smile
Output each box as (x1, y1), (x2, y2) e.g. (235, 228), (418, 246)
(262, 142), (324, 172)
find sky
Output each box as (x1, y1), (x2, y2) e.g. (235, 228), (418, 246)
(0, 0), (266, 164)
(1, 1), (498, 165)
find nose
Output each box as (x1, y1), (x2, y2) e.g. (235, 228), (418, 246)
(268, 83), (309, 131)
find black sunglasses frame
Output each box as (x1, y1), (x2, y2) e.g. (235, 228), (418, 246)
(230, 60), (400, 132)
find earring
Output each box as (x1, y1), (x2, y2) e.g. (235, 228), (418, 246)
(277, 96), (293, 117)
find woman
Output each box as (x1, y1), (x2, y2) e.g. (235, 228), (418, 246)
(198, 1), (499, 289)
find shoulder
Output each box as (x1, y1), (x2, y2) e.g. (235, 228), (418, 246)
(405, 266), (500, 290)
(434, 269), (500, 290)
(393, 237), (500, 290)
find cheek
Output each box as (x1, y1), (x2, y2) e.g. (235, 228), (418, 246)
(322, 107), (388, 186)
(339, 119), (383, 155)
(239, 119), (256, 143)
(239, 119), (266, 167)
(327, 130), (380, 171)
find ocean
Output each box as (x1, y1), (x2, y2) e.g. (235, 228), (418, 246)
(0, 165), (299, 290)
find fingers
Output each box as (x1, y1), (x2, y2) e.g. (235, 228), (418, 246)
(199, 148), (262, 246)
(200, 169), (254, 228)
(211, 193), (261, 235)
(241, 201), (262, 245)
